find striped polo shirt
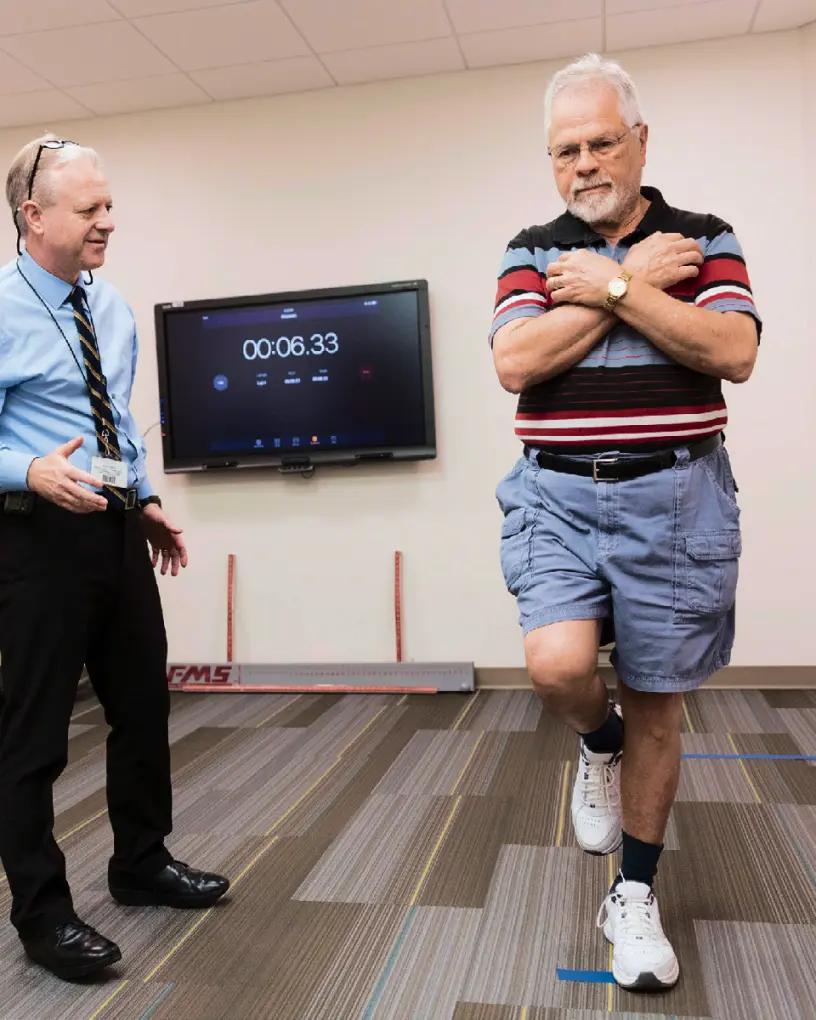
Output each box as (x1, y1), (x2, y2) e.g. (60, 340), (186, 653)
(489, 186), (761, 452)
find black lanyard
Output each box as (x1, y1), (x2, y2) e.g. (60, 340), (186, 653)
(14, 261), (140, 466)
(16, 261), (90, 385)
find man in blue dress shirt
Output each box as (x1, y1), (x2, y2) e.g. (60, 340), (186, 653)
(0, 136), (230, 981)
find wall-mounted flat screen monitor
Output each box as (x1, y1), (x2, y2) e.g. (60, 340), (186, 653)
(154, 279), (435, 473)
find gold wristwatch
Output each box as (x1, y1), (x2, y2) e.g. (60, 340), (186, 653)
(605, 270), (632, 311)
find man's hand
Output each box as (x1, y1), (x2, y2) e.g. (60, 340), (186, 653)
(26, 437), (107, 513)
(623, 232), (703, 290)
(546, 250), (623, 308)
(140, 502), (188, 576)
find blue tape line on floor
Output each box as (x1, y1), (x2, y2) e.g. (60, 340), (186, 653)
(556, 967), (615, 983)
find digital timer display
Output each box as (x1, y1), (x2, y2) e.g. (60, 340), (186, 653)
(158, 284), (433, 467)
(241, 332), (339, 360)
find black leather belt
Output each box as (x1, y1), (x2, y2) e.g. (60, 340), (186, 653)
(1, 488), (139, 514)
(1, 491), (36, 514)
(535, 433), (721, 483)
(104, 487), (139, 511)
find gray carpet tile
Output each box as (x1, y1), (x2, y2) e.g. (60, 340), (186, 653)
(302, 904), (410, 1020)
(762, 690), (816, 709)
(671, 802), (816, 925)
(2, 689), (815, 1020)
(776, 708), (816, 757)
(373, 730), (486, 797)
(363, 905), (483, 1019)
(465, 690), (543, 733)
(675, 757), (760, 803)
(689, 690), (783, 734)
(417, 796), (515, 909)
(461, 845), (593, 1010)
(730, 733), (816, 804)
(67, 721), (97, 741)
(454, 1010), (708, 1020)
(696, 921), (816, 1020)
(456, 732), (512, 797)
(680, 732), (743, 754)
(295, 793), (450, 903)
(770, 804), (816, 887)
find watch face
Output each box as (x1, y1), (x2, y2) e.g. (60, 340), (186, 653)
(609, 277), (628, 298)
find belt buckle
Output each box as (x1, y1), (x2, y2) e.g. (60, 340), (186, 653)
(592, 456), (619, 483)
(124, 489), (138, 510)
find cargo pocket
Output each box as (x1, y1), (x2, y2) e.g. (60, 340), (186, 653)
(499, 507), (532, 596)
(678, 531), (741, 616)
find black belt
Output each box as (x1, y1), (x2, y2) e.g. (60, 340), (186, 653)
(535, 433), (721, 483)
(1, 487), (139, 514)
(104, 487), (139, 511)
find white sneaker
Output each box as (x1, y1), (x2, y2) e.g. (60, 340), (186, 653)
(570, 743), (622, 854)
(597, 879), (680, 990)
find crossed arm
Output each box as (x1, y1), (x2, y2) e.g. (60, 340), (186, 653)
(492, 232), (759, 394)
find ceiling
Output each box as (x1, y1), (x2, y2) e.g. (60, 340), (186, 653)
(0, 0), (813, 129)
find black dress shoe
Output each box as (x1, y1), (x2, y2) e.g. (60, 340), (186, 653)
(22, 920), (121, 981)
(109, 859), (230, 908)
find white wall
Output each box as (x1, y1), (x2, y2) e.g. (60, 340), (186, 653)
(0, 29), (813, 667)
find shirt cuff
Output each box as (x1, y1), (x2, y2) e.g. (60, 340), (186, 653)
(0, 451), (37, 491)
(136, 475), (155, 500)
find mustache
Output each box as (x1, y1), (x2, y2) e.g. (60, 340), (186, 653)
(571, 178), (613, 198)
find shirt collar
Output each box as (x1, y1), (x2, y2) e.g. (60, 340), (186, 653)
(18, 249), (82, 309)
(550, 185), (672, 245)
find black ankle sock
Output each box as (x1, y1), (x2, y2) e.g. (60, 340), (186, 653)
(580, 702), (623, 754)
(615, 830), (663, 889)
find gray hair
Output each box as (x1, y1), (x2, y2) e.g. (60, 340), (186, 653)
(6, 134), (102, 237)
(544, 53), (643, 137)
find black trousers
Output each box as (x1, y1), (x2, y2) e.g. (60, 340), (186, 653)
(0, 499), (173, 939)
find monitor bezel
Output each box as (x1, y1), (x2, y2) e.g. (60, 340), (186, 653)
(154, 278), (436, 473)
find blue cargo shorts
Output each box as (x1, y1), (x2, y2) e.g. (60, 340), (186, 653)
(496, 437), (741, 693)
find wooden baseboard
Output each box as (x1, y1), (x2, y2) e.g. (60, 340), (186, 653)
(475, 665), (816, 690)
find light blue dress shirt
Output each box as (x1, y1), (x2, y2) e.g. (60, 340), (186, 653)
(0, 251), (153, 497)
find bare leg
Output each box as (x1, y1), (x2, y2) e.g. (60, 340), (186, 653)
(524, 619), (607, 732)
(618, 685), (683, 844)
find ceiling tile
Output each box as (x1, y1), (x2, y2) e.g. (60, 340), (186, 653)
(67, 73), (210, 115)
(0, 0), (121, 36)
(753, 0), (816, 32)
(0, 88), (90, 129)
(134, 0), (311, 70)
(321, 36), (464, 85)
(607, 0), (755, 50)
(191, 56), (332, 99)
(110, 0), (239, 14)
(607, 0), (714, 13)
(281, 0), (451, 53)
(1, 21), (176, 87)
(459, 18), (603, 69)
(0, 51), (52, 95)
(445, 0), (601, 34)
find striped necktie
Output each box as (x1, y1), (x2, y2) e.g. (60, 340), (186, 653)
(68, 286), (126, 503)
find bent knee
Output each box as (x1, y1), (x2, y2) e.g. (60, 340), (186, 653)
(526, 648), (597, 698)
(524, 621), (601, 699)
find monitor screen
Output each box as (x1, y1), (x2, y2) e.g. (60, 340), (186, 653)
(154, 279), (435, 472)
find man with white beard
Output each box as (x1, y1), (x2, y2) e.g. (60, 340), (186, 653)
(491, 54), (759, 991)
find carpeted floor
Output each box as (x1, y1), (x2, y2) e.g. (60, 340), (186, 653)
(0, 687), (814, 1020)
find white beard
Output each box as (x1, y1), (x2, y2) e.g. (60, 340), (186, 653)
(567, 178), (640, 228)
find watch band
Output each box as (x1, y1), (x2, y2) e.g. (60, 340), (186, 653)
(139, 494), (162, 510)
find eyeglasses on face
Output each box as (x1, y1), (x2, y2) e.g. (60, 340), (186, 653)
(547, 124), (641, 170)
